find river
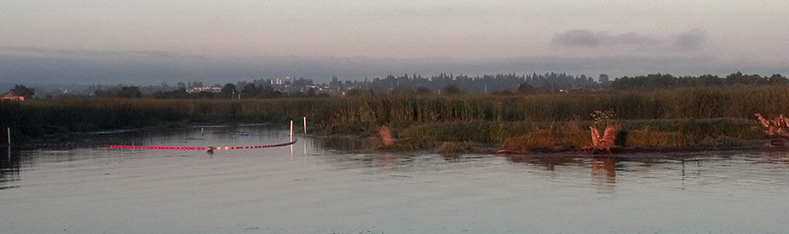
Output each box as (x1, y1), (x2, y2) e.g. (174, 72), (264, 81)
(1, 125), (788, 233)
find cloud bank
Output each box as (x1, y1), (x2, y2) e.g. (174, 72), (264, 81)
(551, 29), (709, 52)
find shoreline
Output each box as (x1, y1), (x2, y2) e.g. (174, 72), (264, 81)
(3, 118), (780, 157)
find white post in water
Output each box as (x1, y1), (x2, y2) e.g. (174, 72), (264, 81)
(303, 117), (307, 134)
(289, 120), (294, 158)
(6, 128), (10, 161)
(8, 128), (11, 163)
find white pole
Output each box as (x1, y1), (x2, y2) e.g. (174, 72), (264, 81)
(290, 120), (294, 158)
(6, 128), (9, 161)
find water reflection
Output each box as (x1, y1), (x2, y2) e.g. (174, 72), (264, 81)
(504, 154), (619, 192)
(758, 150), (789, 164)
(314, 136), (382, 152)
(29, 125), (292, 151)
(0, 126), (296, 189)
(503, 154), (585, 170)
(440, 153), (461, 162)
(591, 156), (617, 183)
(9, 126), (789, 195)
(320, 153), (418, 170)
(591, 156), (617, 193)
(381, 153), (392, 167)
(5, 127), (789, 233)
(0, 147), (21, 190)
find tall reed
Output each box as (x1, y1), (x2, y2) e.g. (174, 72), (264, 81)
(3, 85), (787, 140)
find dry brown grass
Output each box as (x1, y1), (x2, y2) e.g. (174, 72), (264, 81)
(626, 126), (686, 148)
(437, 142), (476, 154)
(500, 121), (589, 151)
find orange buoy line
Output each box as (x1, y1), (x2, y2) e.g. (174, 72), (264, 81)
(107, 145), (206, 150)
(105, 138), (297, 152)
(108, 120), (300, 152)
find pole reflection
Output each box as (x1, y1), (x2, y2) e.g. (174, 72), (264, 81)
(0, 146), (21, 190)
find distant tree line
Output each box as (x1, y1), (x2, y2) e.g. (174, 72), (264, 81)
(611, 72), (788, 90)
(75, 73), (595, 99)
(8, 71), (787, 100)
(343, 72), (601, 94)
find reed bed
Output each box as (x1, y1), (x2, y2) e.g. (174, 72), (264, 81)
(403, 119), (763, 151)
(2, 85), (785, 144)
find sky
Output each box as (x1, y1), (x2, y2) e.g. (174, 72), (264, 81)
(2, 0), (788, 85)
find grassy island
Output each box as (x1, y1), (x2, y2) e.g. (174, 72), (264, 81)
(3, 85), (788, 153)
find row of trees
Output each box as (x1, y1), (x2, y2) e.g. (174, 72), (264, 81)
(84, 83), (282, 99)
(338, 72), (601, 94)
(612, 72), (788, 90)
(84, 82), (536, 99)
(148, 83), (308, 99)
(7, 72), (786, 100)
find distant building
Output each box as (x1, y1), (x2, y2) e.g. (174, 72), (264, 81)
(271, 77), (293, 85)
(1, 91), (25, 101)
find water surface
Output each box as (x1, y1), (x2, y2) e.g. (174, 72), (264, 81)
(2, 126), (789, 233)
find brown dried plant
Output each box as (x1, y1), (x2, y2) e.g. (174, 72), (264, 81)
(590, 125), (617, 153)
(754, 113), (789, 138)
(379, 126), (393, 146)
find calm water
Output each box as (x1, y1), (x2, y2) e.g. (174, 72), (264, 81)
(2, 126), (789, 234)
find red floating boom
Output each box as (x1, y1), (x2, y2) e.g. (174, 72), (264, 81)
(105, 138), (297, 152)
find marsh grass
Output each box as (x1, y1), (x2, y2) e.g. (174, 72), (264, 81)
(2, 85), (782, 145)
(437, 142), (481, 154)
(626, 126), (687, 148)
(619, 118), (762, 147)
(500, 121), (590, 152)
(492, 118), (761, 151)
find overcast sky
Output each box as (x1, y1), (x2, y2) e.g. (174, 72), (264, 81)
(2, 0), (788, 85)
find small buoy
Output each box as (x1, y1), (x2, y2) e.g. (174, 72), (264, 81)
(206, 146), (214, 153)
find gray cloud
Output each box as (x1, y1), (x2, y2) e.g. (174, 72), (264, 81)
(672, 29), (708, 50)
(551, 29), (708, 51)
(550, 30), (659, 48)
(549, 29), (603, 47)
